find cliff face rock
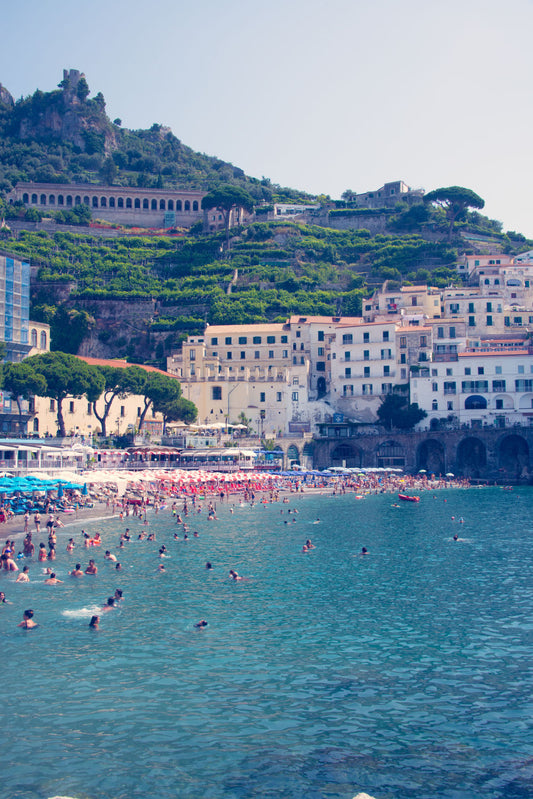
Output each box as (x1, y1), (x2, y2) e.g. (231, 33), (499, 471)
(0, 83), (14, 108)
(12, 69), (118, 154)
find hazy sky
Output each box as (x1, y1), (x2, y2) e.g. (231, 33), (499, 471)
(2, 0), (532, 236)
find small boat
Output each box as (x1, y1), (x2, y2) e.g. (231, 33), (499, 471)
(398, 494), (420, 503)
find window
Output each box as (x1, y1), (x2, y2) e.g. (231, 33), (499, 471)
(240, 351), (246, 359)
(444, 382), (456, 394)
(87, 404), (92, 415)
(268, 351), (274, 359)
(318, 330), (324, 341)
(518, 365), (525, 374)
(255, 351), (260, 359)
(363, 332), (369, 343)
(465, 368), (471, 375)
(31, 329), (37, 347)
(344, 367), (352, 378)
(432, 382), (438, 392)
(516, 379), (533, 392)
(399, 336), (406, 348)
(282, 350), (288, 358)
(253, 336), (262, 344)
(292, 391), (299, 401)
(478, 367), (484, 375)
(296, 331), (301, 338)
(342, 334), (353, 345)
(69, 401), (75, 414)
(363, 350), (370, 361)
(260, 392), (266, 402)
(362, 384), (373, 395)
(432, 400), (438, 411)
(450, 303), (459, 314)
(400, 353), (406, 364)
(50, 399), (55, 411)
(382, 383), (393, 394)
(462, 380), (489, 393)
(316, 362), (325, 371)
(401, 368), (407, 379)
(120, 405), (125, 417)
(383, 331), (389, 341)
(381, 349), (392, 359)
(210, 337), (218, 346)
(383, 365), (390, 376)
(293, 377), (299, 385)
(300, 343), (304, 351)
(318, 347), (324, 356)
(238, 336), (247, 345)
(449, 327), (456, 339)
(189, 350), (196, 361)
(495, 366), (502, 375)
(468, 302), (475, 313)
(137, 407), (141, 417)
(420, 336), (427, 347)
(364, 366), (370, 377)
(345, 352), (351, 361)
(437, 327), (444, 339)
(281, 336), (288, 344)
(446, 368), (453, 376)
(267, 336), (275, 344)
(343, 385), (354, 396)
(276, 392), (282, 402)
(225, 337), (232, 345)
(486, 302), (492, 312)
(492, 380), (506, 392)
(486, 314), (493, 327)
(468, 316), (476, 327)
(227, 352), (232, 360)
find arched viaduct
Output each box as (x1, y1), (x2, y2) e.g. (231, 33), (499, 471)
(311, 427), (533, 482)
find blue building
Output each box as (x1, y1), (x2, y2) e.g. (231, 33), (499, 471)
(0, 249), (31, 362)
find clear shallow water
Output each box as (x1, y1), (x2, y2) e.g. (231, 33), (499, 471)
(1, 487), (533, 799)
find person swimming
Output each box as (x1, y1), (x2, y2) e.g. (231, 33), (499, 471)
(194, 619), (208, 628)
(70, 564), (84, 577)
(18, 609), (37, 629)
(89, 615), (99, 630)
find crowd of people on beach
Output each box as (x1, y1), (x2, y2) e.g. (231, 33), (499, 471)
(0, 469), (471, 631)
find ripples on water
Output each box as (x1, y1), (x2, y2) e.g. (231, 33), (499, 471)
(2, 487), (533, 799)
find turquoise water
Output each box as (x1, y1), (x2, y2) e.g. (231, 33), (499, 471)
(2, 487), (533, 799)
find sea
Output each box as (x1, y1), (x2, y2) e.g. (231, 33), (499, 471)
(1, 486), (532, 799)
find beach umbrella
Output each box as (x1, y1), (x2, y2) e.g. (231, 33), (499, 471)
(446, 472), (454, 478)
(418, 469), (427, 474)
(57, 483), (64, 498)
(82, 483), (88, 495)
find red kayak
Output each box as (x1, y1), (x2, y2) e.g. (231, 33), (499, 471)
(398, 494), (420, 503)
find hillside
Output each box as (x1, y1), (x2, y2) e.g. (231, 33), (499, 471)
(0, 69), (310, 204)
(1, 69), (533, 368)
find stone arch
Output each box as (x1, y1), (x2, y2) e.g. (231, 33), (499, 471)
(176, 200), (182, 211)
(303, 441), (315, 458)
(317, 376), (326, 397)
(40, 194), (46, 205)
(99, 196), (106, 208)
(465, 395), (487, 410)
(31, 193), (38, 204)
(30, 329), (37, 347)
(417, 438), (445, 475)
(287, 444), (300, 463)
(66, 195), (73, 207)
(92, 196), (98, 208)
(58, 195), (64, 206)
(40, 331), (47, 349)
(23, 193), (29, 203)
(151, 199), (157, 210)
(193, 200), (199, 211)
(376, 439), (404, 468)
(493, 394), (514, 410)
(184, 200), (191, 211)
(159, 199), (165, 210)
(109, 197), (115, 208)
(330, 443), (363, 468)
(456, 437), (486, 478)
(83, 196), (90, 205)
(117, 197), (124, 208)
(126, 198), (132, 209)
(519, 393), (533, 409)
(48, 194), (55, 205)
(33, 417), (39, 433)
(498, 434), (529, 478)
(142, 198), (148, 209)
(74, 195), (81, 206)
(168, 199), (174, 210)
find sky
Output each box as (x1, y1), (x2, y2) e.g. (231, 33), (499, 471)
(2, 0), (533, 236)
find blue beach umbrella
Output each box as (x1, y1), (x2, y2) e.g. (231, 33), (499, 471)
(57, 483), (64, 498)
(82, 483), (88, 496)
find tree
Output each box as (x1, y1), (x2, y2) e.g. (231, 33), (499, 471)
(201, 185), (254, 252)
(158, 397), (197, 433)
(137, 371), (182, 432)
(25, 352), (105, 437)
(76, 76), (90, 102)
(2, 362), (46, 435)
(91, 365), (147, 437)
(377, 394), (427, 431)
(424, 186), (485, 238)
(341, 189), (357, 202)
